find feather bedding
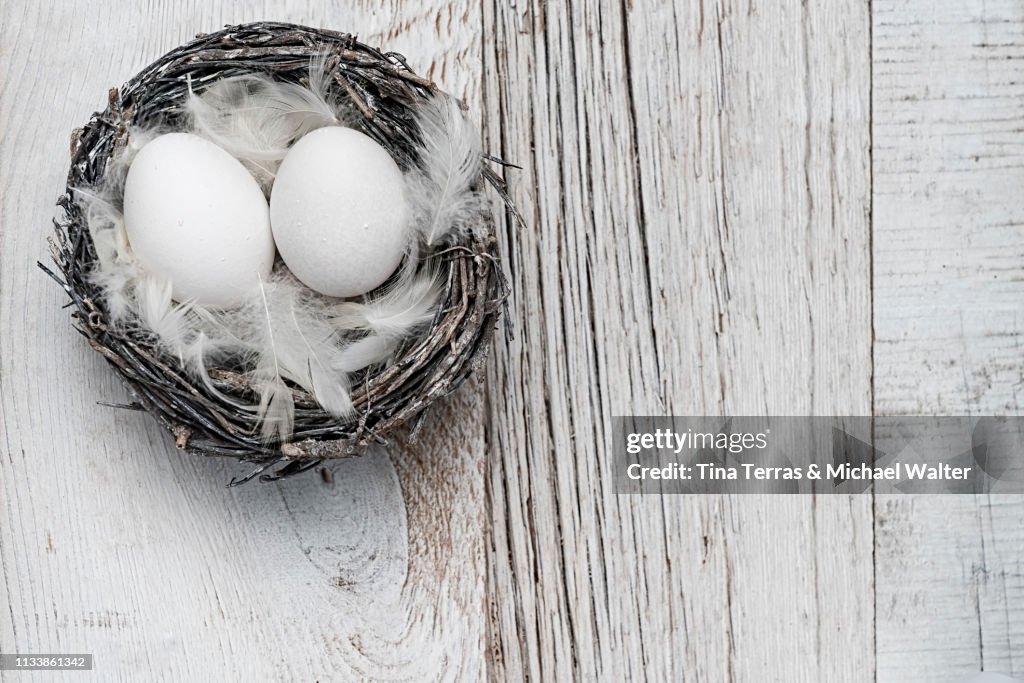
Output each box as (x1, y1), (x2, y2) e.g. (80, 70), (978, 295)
(183, 53), (347, 192)
(76, 57), (487, 440)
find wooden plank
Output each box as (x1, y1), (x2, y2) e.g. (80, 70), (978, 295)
(873, 0), (1024, 680)
(0, 2), (487, 680)
(481, 1), (873, 680)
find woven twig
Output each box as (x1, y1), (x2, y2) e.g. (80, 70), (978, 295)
(43, 22), (513, 483)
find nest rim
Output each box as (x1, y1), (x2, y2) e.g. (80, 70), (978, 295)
(46, 21), (512, 483)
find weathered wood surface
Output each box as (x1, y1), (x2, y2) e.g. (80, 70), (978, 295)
(481, 0), (875, 680)
(872, 1), (1024, 681)
(0, 0), (1020, 681)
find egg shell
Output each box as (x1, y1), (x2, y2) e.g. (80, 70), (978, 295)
(123, 132), (275, 307)
(269, 126), (410, 298)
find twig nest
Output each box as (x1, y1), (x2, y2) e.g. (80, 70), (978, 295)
(46, 22), (515, 484)
(270, 126), (410, 298)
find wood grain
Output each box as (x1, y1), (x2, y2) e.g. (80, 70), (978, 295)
(3, 0), (1022, 681)
(873, 1), (1024, 680)
(0, 2), (487, 681)
(481, 0), (873, 679)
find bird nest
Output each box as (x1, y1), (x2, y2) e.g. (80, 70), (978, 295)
(43, 22), (513, 483)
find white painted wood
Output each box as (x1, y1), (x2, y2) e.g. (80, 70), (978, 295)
(0, 2), (486, 681)
(5, 1), (1022, 681)
(873, 0), (1024, 680)
(481, 1), (874, 680)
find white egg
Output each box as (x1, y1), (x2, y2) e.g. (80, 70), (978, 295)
(123, 132), (274, 308)
(269, 126), (410, 298)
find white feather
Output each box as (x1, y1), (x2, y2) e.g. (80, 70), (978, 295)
(131, 275), (196, 359)
(256, 375), (294, 442)
(333, 334), (398, 374)
(194, 271), (349, 438)
(177, 331), (243, 405)
(328, 261), (441, 376)
(406, 94), (486, 246)
(74, 127), (166, 322)
(251, 275), (294, 441)
(329, 262), (441, 337)
(74, 188), (136, 321)
(287, 308), (346, 413)
(190, 265), (441, 435)
(259, 272), (353, 418)
(185, 56), (345, 190)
